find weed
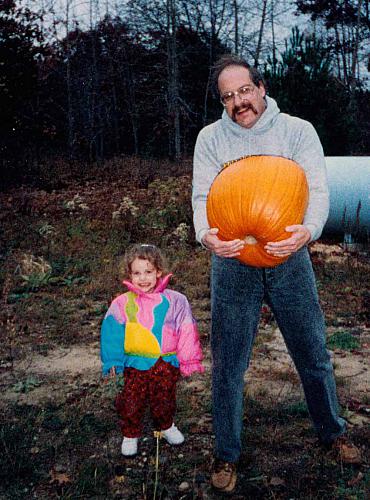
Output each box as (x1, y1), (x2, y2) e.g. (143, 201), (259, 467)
(335, 375), (349, 388)
(41, 413), (65, 431)
(16, 253), (59, 292)
(92, 303), (108, 316)
(102, 375), (124, 399)
(20, 270), (58, 291)
(58, 275), (89, 286)
(74, 460), (111, 496)
(105, 226), (132, 256)
(65, 218), (89, 238)
(0, 406), (42, 493)
(32, 343), (49, 356)
(38, 222), (56, 238)
(62, 194), (89, 213)
(282, 400), (309, 417)
(51, 255), (91, 277)
(7, 291), (31, 303)
(112, 196), (139, 219)
(12, 376), (43, 393)
(335, 471), (370, 500)
(272, 368), (300, 384)
(254, 386), (269, 398)
(170, 222), (190, 243)
(65, 411), (116, 447)
(327, 331), (361, 350)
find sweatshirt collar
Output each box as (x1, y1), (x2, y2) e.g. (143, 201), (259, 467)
(123, 273), (173, 296)
(221, 96), (280, 136)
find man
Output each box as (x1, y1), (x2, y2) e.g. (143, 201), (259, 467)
(192, 54), (361, 494)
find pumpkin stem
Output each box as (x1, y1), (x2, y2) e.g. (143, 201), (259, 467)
(244, 235), (257, 245)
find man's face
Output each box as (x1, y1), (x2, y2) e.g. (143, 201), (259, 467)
(218, 65), (266, 129)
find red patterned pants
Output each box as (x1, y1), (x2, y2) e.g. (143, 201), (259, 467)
(115, 358), (180, 437)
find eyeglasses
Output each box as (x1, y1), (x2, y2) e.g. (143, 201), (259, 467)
(220, 85), (256, 105)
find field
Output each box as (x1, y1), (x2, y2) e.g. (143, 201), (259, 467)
(1, 162), (369, 499)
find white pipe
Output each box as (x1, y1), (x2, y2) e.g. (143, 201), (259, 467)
(323, 157), (370, 241)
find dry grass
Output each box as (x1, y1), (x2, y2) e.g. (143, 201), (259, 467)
(0, 164), (369, 499)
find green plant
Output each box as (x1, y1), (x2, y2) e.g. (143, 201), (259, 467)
(12, 376), (43, 393)
(335, 471), (370, 500)
(58, 275), (89, 286)
(102, 375), (124, 398)
(65, 219), (89, 238)
(20, 271), (58, 291)
(327, 331), (360, 351)
(74, 460), (111, 496)
(7, 292), (31, 303)
(0, 406), (42, 492)
(93, 303), (108, 316)
(283, 401), (309, 417)
(51, 255), (91, 276)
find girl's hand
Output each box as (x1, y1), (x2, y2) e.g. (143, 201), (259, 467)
(109, 366), (116, 378)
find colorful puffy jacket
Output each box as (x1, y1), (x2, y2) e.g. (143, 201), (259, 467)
(100, 274), (204, 377)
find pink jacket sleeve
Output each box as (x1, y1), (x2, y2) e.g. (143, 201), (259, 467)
(175, 295), (205, 377)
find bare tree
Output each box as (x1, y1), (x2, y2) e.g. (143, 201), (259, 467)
(166, 0), (181, 159)
(233, 0), (239, 54)
(295, 0), (370, 88)
(65, 0), (75, 158)
(254, 0), (268, 67)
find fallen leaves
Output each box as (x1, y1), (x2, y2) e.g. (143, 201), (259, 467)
(49, 469), (71, 485)
(269, 476), (286, 487)
(347, 472), (364, 487)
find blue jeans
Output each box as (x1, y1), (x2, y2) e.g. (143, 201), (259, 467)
(211, 247), (346, 462)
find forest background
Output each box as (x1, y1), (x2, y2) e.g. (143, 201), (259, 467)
(0, 1), (369, 498)
(1, 0), (370, 186)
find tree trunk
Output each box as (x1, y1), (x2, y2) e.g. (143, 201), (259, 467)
(270, 0), (277, 74)
(234, 0), (239, 54)
(89, 0), (99, 161)
(65, 0), (75, 159)
(166, 0), (181, 160)
(349, 0), (363, 90)
(254, 0), (268, 67)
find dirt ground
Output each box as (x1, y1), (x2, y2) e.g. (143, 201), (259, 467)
(1, 325), (369, 411)
(0, 175), (369, 498)
(1, 323), (369, 498)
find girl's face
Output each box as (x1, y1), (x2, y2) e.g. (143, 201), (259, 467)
(129, 257), (162, 293)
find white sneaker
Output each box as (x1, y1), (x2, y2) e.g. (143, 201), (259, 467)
(121, 437), (138, 456)
(162, 423), (184, 445)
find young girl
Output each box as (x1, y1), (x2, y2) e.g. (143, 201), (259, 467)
(100, 243), (204, 456)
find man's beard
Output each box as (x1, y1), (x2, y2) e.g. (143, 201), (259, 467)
(232, 102), (258, 122)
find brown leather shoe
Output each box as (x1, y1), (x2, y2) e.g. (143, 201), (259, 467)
(211, 459), (237, 493)
(330, 436), (362, 464)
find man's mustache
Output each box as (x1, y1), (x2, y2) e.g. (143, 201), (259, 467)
(232, 102), (258, 121)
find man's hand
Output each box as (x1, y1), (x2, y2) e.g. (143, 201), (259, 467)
(265, 225), (311, 257)
(202, 228), (245, 258)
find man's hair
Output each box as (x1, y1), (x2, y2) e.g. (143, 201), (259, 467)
(119, 244), (167, 280)
(211, 54), (265, 96)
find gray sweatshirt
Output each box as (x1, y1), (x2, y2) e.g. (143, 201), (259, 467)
(192, 96), (329, 244)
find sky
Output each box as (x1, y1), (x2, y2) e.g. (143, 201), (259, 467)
(23, 0), (369, 85)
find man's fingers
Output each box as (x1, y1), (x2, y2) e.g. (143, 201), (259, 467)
(214, 240), (245, 256)
(202, 228), (246, 257)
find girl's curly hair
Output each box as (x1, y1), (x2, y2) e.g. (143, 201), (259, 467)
(119, 244), (167, 280)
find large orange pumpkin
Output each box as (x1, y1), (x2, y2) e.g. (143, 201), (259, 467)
(206, 155), (309, 267)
